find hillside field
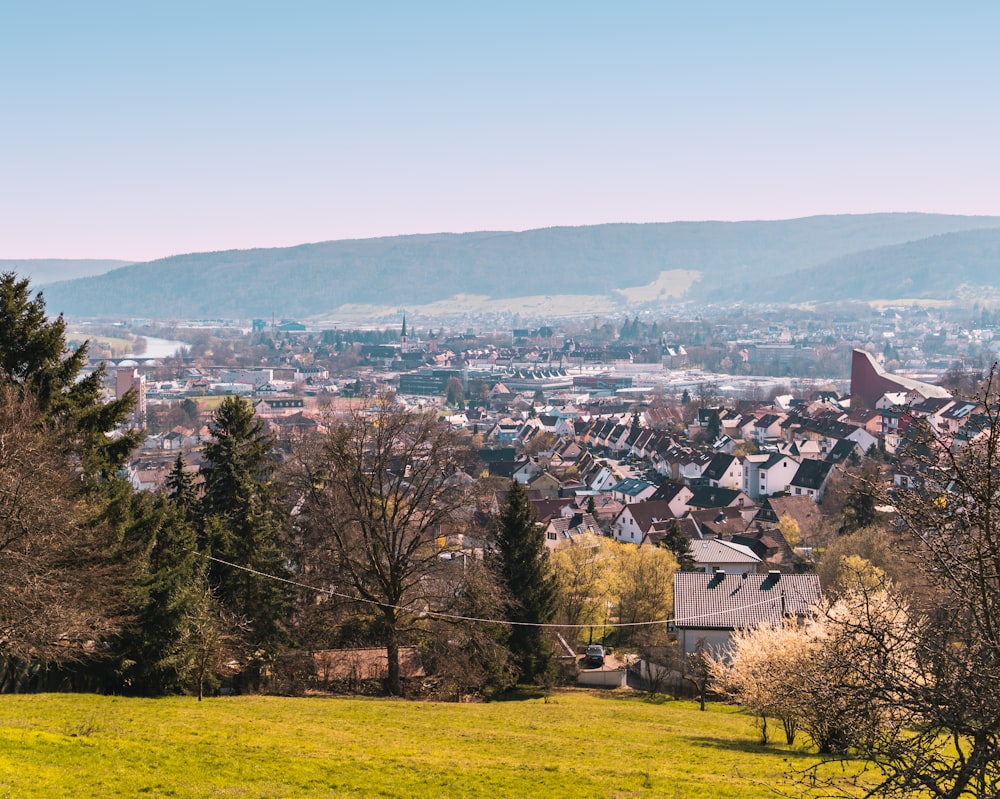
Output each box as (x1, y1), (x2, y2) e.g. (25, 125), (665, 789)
(0, 691), (859, 798)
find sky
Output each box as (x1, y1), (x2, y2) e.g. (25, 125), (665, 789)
(2, 1), (999, 261)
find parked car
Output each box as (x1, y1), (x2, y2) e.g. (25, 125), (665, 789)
(584, 644), (605, 668)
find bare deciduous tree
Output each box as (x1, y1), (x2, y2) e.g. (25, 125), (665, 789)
(0, 387), (122, 685)
(289, 394), (474, 695)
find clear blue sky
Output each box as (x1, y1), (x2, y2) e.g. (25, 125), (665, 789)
(3, 1), (998, 260)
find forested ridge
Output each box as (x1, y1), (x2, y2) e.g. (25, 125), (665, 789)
(35, 213), (1000, 317)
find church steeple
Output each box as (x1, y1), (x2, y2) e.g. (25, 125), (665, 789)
(400, 314), (409, 353)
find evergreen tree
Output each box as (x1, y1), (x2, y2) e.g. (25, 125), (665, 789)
(658, 519), (696, 571)
(0, 272), (140, 478)
(111, 491), (208, 695)
(201, 396), (290, 655)
(493, 481), (559, 684)
(840, 468), (880, 534)
(165, 454), (199, 522)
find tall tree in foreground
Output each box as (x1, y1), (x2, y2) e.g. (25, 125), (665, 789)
(0, 386), (123, 687)
(291, 395), (473, 696)
(201, 396), (290, 657)
(110, 491), (208, 695)
(493, 480), (559, 684)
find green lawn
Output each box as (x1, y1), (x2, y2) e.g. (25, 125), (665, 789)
(0, 691), (852, 798)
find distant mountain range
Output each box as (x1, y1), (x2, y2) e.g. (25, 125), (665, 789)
(16, 214), (1000, 319)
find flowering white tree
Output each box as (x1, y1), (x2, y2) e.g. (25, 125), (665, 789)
(710, 617), (819, 745)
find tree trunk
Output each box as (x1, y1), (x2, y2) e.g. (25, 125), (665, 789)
(384, 610), (402, 696)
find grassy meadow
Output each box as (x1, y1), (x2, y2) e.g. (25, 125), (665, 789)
(0, 690), (859, 799)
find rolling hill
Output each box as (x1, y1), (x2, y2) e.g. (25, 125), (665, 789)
(33, 214), (1000, 319)
(746, 227), (1000, 304)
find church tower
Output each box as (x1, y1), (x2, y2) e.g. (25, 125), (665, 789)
(400, 314), (409, 354)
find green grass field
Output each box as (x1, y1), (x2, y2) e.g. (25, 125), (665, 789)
(0, 690), (851, 798)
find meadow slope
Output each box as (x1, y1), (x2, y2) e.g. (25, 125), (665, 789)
(0, 691), (859, 799)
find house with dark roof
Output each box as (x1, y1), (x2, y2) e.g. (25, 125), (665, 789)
(825, 437), (863, 465)
(685, 485), (750, 512)
(673, 571), (821, 656)
(789, 459), (835, 500)
(686, 506), (748, 539)
(752, 413), (786, 444)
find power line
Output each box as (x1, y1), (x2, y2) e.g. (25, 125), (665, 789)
(197, 551), (794, 629)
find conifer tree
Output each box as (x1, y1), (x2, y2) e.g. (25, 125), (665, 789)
(493, 480), (559, 684)
(0, 271), (140, 478)
(201, 396), (290, 655)
(112, 492), (209, 695)
(166, 454), (199, 522)
(658, 519), (696, 571)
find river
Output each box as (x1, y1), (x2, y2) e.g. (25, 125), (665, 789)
(123, 336), (189, 360)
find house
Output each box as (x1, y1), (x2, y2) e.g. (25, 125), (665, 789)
(609, 477), (658, 504)
(126, 456), (182, 492)
(543, 512), (602, 549)
(788, 459), (835, 500)
(685, 506), (747, 539)
(685, 485), (751, 512)
(649, 481), (696, 516)
(731, 528), (806, 573)
(640, 516), (701, 548)
(611, 498), (688, 544)
(673, 571), (822, 656)
(755, 495), (823, 542)
(525, 470), (563, 499)
(690, 539), (762, 575)
(752, 413), (786, 444)
(253, 397), (306, 418)
(742, 453), (798, 500)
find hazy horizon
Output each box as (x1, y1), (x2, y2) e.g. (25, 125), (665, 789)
(4, 2), (999, 261)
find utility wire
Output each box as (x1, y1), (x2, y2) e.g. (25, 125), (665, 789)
(197, 551), (794, 629)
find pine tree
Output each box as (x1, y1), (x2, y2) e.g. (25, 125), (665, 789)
(0, 272), (140, 478)
(112, 492), (208, 695)
(658, 519), (696, 571)
(493, 481), (559, 684)
(201, 396), (290, 655)
(166, 454), (199, 522)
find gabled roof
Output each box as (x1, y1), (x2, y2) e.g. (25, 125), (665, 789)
(619, 499), (678, 530)
(686, 485), (744, 509)
(758, 495), (822, 531)
(530, 498), (574, 523)
(649, 480), (690, 503)
(611, 477), (655, 497)
(790, 459), (834, 491)
(703, 453), (737, 482)
(826, 438), (861, 464)
(691, 538), (761, 567)
(641, 516), (701, 546)
(687, 506), (746, 538)
(673, 572), (821, 630)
